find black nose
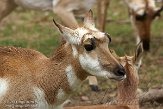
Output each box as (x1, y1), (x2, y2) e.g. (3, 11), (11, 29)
(115, 65), (126, 76)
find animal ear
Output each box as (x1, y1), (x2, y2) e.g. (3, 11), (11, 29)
(134, 42), (144, 67)
(83, 10), (95, 29)
(53, 19), (80, 44)
(153, 6), (163, 19)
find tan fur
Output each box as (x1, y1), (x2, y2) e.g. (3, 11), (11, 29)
(0, 0), (110, 31)
(117, 56), (139, 109)
(65, 105), (130, 109)
(0, 11), (126, 109)
(0, 0), (96, 29)
(0, 44), (93, 108)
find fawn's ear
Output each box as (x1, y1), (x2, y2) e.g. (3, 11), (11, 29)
(134, 42), (144, 67)
(83, 10), (95, 29)
(53, 19), (80, 44)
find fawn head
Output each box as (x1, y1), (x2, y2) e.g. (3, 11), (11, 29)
(110, 42), (143, 87)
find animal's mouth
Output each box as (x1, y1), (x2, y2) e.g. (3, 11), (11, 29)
(107, 75), (126, 81)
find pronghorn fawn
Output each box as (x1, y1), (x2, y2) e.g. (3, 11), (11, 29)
(116, 42), (143, 109)
(124, 0), (163, 51)
(0, 10), (126, 109)
(65, 43), (143, 109)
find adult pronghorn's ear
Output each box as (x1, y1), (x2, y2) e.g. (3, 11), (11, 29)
(134, 42), (144, 67)
(153, 6), (163, 19)
(53, 19), (74, 35)
(83, 10), (95, 28)
(53, 19), (80, 44)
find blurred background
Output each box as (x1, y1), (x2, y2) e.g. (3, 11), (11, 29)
(0, 0), (163, 109)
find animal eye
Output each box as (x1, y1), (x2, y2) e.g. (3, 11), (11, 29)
(84, 38), (96, 51)
(84, 44), (95, 51)
(105, 33), (111, 43)
(135, 13), (147, 21)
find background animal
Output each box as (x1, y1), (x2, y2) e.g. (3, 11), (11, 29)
(123, 0), (163, 51)
(0, 0), (110, 32)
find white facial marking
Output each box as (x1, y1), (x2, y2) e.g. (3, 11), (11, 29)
(71, 45), (78, 58)
(33, 87), (49, 109)
(0, 78), (8, 102)
(79, 53), (111, 77)
(124, 0), (145, 15)
(65, 65), (81, 90)
(71, 28), (89, 45)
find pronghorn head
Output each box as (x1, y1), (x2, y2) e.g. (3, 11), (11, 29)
(126, 0), (163, 51)
(118, 42), (144, 75)
(53, 10), (126, 81)
(107, 42), (144, 84)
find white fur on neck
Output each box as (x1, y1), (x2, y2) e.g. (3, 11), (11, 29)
(0, 78), (8, 102)
(65, 65), (81, 90)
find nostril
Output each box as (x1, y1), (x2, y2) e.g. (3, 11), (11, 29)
(117, 69), (125, 76)
(115, 65), (126, 76)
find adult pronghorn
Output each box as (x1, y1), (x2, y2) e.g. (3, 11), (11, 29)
(124, 0), (163, 51)
(0, 0), (97, 29)
(0, 10), (126, 109)
(0, 0), (109, 31)
(65, 43), (143, 109)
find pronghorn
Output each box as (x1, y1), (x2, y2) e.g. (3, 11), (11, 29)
(0, 0), (109, 31)
(0, 0), (97, 29)
(0, 10), (126, 109)
(123, 0), (163, 51)
(116, 42), (143, 109)
(65, 42), (143, 109)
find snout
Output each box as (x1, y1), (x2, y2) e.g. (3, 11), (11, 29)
(113, 65), (126, 81)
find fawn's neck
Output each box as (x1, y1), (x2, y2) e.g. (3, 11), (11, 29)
(117, 63), (139, 109)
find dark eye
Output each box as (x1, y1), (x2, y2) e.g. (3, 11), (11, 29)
(84, 38), (96, 51)
(135, 12), (147, 21)
(84, 44), (95, 51)
(105, 33), (111, 43)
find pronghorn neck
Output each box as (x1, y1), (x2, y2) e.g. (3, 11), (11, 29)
(117, 59), (139, 108)
(36, 43), (90, 105)
(51, 43), (90, 81)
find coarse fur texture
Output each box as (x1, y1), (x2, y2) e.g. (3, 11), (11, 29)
(0, 11), (126, 109)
